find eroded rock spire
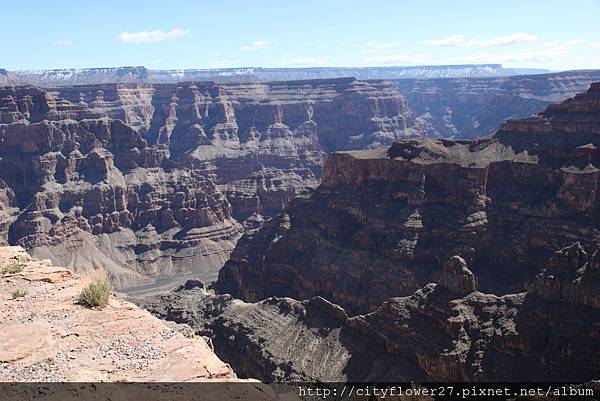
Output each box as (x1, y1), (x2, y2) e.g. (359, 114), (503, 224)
(441, 255), (476, 295)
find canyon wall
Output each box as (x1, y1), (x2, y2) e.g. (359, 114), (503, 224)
(395, 69), (600, 139)
(0, 79), (413, 288)
(0, 69), (24, 87)
(3, 74), (600, 292)
(141, 241), (600, 382)
(217, 82), (600, 314)
(0, 117), (239, 288)
(138, 83), (600, 382)
(43, 78), (416, 224)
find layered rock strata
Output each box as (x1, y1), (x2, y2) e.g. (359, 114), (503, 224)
(356, 243), (600, 382)
(1, 79), (415, 289)
(6, 64), (549, 86)
(217, 82), (600, 314)
(0, 69), (23, 87)
(4, 76), (600, 294)
(136, 83), (600, 383)
(137, 280), (425, 382)
(0, 105), (240, 288)
(0, 179), (18, 245)
(395, 69), (600, 139)
(3, 79), (415, 224)
(44, 78), (416, 222)
(141, 242), (600, 382)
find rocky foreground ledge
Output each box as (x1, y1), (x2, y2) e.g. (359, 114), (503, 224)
(0, 246), (235, 382)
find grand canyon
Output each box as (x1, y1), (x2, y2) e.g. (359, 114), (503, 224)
(2, 2), (600, 398)
(3, 69), (600, 293)
(3, 67), (600, 390)
(143, 80), (600, 382)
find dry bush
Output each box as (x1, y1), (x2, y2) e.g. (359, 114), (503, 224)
(79, 269), (112, 309)
(2, 263), (26, 275)
(11, 289), (28, 299)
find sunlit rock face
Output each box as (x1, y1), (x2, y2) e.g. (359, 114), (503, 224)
(0, 78), (415, 288)
(0, 246), (241, 382)
(0, 113), (239, 288)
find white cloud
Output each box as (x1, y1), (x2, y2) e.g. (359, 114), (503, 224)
(117, 28), (190, 44)
(423, 33), (538, 47)
(363, 52), (431, 66)
(354, 42), (429, 65)
(241, 40), (269, 51)
(51, 40), (72, 46)
(357, 42), (400, 54)
(274, 56), (331, 67)
(590, 42), (600, 49)
(441, 39), (586, 65)
(423, 34), (463, 47)
(304, 42), (332, 49)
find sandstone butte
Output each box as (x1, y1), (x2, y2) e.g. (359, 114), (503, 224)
(0, 245), (238, 383)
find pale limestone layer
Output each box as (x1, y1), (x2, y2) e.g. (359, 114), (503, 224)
(0, 246), (234, 382)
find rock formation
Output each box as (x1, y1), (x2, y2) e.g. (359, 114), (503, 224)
(395, 69), (600, 139)
(0, 87), (241, 287)
(140, 242), (600, 382)
(217, 82), (600, 314)
(0, 179), (18, 245)
(531, 242), (600, 308)
(8, 59), (600, 391)
(9, 68), (599, 142)
(358, 243), (600, 382)
(0, 69), (24, 87)
(136, 78), (416, 222)
(0, 79), (416, 290)
(4, 74), (600, 297)
(137, 279), (426, 381)
(5, 65), (549, 86)
(441, 255), (476, 295)
(1, 246), (310, 401)
(133, 82), (600, 384)
(0, 246), (235, 381)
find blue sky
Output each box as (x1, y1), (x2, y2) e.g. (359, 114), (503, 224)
(2, 0), (600, 70)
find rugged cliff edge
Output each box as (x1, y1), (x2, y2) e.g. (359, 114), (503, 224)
(0, 246), (235, 381)
(136, 83), (600, 383)
(140, 242), (600, 382)
(0, 89), (240, 288)
(217, 82), (600, 313)
(0, 79), (414, 290)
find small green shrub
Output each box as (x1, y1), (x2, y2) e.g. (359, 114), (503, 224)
(2, 263), (26, 275)
(11, 289), (28, 299)
(79, 269), (112, 309)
